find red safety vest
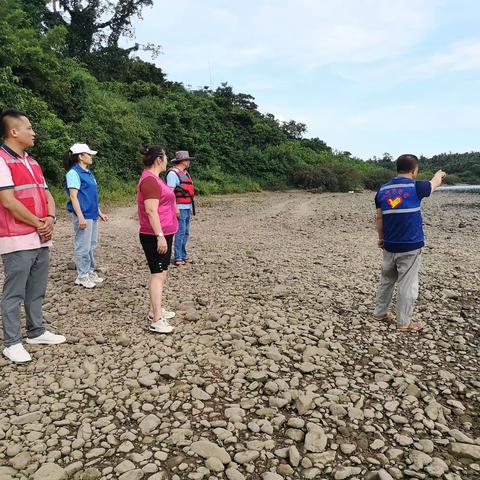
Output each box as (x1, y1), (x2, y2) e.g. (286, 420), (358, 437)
(0, 147), (48, 237)
(168, 167), (195, 205)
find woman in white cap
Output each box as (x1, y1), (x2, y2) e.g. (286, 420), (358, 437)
(64, 144), (108, 288)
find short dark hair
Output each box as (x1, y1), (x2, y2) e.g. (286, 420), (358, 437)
(0, 109), (28, 139)
(140, 145), (166, 167)
(396, 154), (419, 174)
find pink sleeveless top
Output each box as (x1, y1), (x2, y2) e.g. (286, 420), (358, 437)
(137, 170), (178, 236)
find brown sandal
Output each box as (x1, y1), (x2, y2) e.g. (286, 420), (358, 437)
(174, 260), (185, 266)
(373, 311), (395, 322)
(398, 321), (425, 332)
(183, 257), (193, 264)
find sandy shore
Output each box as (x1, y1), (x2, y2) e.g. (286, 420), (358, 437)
(0, 191), (479, 479)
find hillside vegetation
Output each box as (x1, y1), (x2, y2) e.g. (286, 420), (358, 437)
(371, 153), (480, 185)
(1, 0), (477, 200)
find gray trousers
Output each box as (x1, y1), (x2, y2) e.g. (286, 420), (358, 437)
(1, 248), (48, 347)
(374, 248), (422, 327)
(72, 215), (98, 277)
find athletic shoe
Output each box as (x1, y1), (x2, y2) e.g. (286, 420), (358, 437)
(147, 308), (175, 322)
(149, 318), (174, 334)
(88, 271), (104, 284)
(3, 343), (32, 363)
(162, 308), (175, 319)
(26, 330), (67, 345)
(75, 275), (96, 289)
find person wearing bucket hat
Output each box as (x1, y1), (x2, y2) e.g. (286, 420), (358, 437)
(166, 150), (195, 266)
(64, 143), (109, 289)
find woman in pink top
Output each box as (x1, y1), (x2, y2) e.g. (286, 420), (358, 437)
(137, 146), (178, 334)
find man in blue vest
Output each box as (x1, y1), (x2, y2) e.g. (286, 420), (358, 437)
(373, 154), (445, 332)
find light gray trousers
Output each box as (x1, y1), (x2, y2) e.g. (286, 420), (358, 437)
(374, 248), (422, 327)
(1, 248), (48, 347)
(72, 215), (98, 278)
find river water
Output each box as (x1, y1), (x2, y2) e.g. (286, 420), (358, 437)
(437, 185), (480, 193)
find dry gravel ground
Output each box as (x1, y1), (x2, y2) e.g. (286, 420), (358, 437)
(0, 191), (479, 480)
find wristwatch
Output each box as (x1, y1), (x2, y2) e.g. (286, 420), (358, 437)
(48, 214), (57, 224)
(156, 233), (164, 238)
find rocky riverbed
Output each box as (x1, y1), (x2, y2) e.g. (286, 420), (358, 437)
(0, 191), (479, 480)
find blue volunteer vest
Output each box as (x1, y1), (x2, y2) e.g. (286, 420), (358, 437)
(377, 178), (424, 245)
(66, 164), (99, 220)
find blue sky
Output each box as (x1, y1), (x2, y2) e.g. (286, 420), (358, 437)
(130, 0), (480, 159)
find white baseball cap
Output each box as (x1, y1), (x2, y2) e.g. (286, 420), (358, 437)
(70, 143), (97, 155)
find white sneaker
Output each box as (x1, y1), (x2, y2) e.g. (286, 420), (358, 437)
(74, 275), (96, 288)
(149, 318), (174, 334)
(162, 308), (175, 319)
(26, 330), (66, 345)
(88, 271), (104, 284)
(3, 343), (32, 363)
(147, 309), (175, 322)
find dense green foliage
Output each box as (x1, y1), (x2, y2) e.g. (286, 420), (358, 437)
(420, 153), (480, 184)
(370, 152), (480, 185)
(0, 0), (414, 198)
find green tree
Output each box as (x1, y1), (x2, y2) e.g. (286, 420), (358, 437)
(282, 120), (307, 140)
(45, 0), (153, 56)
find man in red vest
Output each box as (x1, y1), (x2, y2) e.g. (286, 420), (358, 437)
(0, 109), (66, 363)
(166, 150), (195, 266)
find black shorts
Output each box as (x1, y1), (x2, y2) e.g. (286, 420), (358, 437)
(139, 234), (173, 273)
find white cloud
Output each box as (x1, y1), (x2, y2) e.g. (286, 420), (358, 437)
(414, 40), (480, 75)
(334, 38), (480, 88)
(133, 0), (439, 76)
(250, 0), (437, 70)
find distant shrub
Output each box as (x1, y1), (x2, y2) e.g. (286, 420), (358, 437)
(362, 168), (392, 190)
(442, 174), (460, 185)
(457, 171), (480, 185)
(293, 161), (370, 192)
(293, 165), (338, 191)
(334, 165), (362, 192)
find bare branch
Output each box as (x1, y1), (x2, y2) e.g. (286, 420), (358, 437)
(58, 0), (72, 13)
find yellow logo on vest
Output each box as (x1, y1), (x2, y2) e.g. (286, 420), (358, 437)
(387, 197), (403, 208)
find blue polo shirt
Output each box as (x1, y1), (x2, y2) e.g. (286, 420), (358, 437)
(66, 164), (99, 220)
(375, 177), (431, 253)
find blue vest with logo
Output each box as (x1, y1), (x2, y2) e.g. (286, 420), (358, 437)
(66, 164), (99, 220)
(377, 177), (424, 246)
